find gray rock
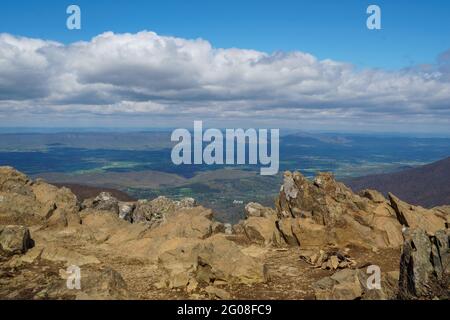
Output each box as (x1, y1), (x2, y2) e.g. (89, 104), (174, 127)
(132, 196), (196, 226)
(93, 192), (119, 214)
(0, 225), (34, 255)
(433, 230), (450, 281)
(313, 267), (399, 300)
(399, 228), (450, 299)
(118, 202), (135, 222)
(224, 223), (233, 235)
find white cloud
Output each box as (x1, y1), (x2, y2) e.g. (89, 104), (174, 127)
(0, 31), (449, 131)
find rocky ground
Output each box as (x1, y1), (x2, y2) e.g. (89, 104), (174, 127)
(0, 166), (449, 300)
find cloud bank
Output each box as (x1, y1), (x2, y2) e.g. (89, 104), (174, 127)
(0, 31), (449, 131)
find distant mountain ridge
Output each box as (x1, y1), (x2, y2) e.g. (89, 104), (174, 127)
(345, 157), (450, 208)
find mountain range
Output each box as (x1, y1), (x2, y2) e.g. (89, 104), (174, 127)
(345, 157), (450, 208)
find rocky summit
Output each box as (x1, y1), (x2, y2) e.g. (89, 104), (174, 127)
(0, 166), (448, 300)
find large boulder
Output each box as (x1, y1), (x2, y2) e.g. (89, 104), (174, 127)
(80, 210), (146, 245)
(389, 193), (446, 235)
(0, 225), (34, 255)
(0, 192), (44, 226)
(241, 216), (284, 246)
(98, 206), (220, 260)
(0, 171), (81, 228)
(313, 268), (399, 300)
(313, 269), (363, 300)
(195, 235), (268, 285)
(0, 166), (33, 196)
(398, 228), (450, 299)
(72, 267), (130, 300)
(157, 235), (268, 288)
(369, 204), (405, 248)
(132, 196), (196, 225)
(48, 266), (130, 300)
(143, 206), (215, 240)
(32, 180), (81, 227)
(277, 217), (331, 247)
(0, 168), (45, 226)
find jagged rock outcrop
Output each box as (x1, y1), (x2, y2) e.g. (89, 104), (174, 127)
(389, 193), (447, 235)
(1, 166), (449, 300)
(132, 196), (196, 225)
(75, 199), (269, 291)
(231, 170), (410, 250)
(32, 179), (81, 228)
(277, 171), (359, 224)
(276, 172), (445, 248)
(241, 216), (285, 246)
(81, 192), (197, 227)
(398, 228), (450, 299)
(0, 166), (33, 196)
(142, 206), (215, 240)
(82, 192), (119, 214)
(0, 167), (81, 227)
(0, 167), (45, 226)
(234, 170), (448, 254)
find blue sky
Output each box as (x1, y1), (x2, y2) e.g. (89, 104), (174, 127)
(0, 1), (449, 132)
(1, 0), (449, 69)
